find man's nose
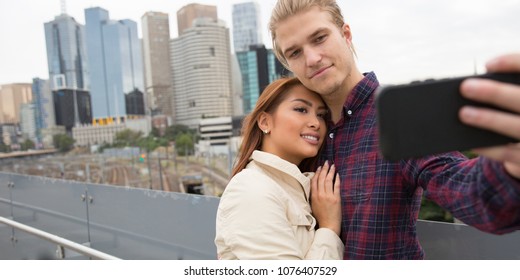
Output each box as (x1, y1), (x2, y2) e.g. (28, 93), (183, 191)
(305, 47), (322, 66)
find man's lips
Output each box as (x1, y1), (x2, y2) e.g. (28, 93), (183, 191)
(309, 65), (331, 79)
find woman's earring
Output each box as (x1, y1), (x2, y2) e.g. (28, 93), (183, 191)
(263, 129), (270, 134)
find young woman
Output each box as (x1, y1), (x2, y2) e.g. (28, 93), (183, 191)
(215, 77), (343, 259)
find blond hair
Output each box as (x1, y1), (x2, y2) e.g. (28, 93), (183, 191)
(269, 0), (346, 69)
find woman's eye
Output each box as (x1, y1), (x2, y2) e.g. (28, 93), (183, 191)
(294, 107), (307, 113)
(317, 111), (328, 119)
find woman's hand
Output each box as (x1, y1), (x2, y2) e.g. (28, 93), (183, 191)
(310, 161), (341, 236)
(459, 53), (520, 178)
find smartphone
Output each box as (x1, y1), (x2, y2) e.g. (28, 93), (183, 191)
(376, 72), (520, 161)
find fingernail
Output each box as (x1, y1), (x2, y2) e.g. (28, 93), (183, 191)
(461, 79), (479, 97)
(486, 57), (501, 70)
(460, 106), (478, 122)
(324, 160), (329, 166)
(316, 166), (322, 172)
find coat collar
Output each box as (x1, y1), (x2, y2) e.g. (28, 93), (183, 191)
(250, 150), (313, 201)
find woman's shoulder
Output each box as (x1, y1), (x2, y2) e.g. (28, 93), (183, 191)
(227, 167), (274, 190)
(223, 165), (285, 200)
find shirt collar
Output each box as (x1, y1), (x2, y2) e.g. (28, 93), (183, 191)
(343, 72), (380, 118)
(250, 150), (312, 200)
(326, 72), (379, 129)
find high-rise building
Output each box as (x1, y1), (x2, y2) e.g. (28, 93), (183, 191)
(53, 89), (92, 132)
(232, 1), (263, 52)
(32, 78), (55, 144)
(141, 11), (173, 119)
(44, 14), (89, 91)
(170, 18), (233, 128)
(125, 89), (145, 116)
(176, 3), (217, 35)
(0, 83), (32, 124)
(20, 103), (37, 142)
(236, 45), (288, 114)
(230, 55), (244, 117)
(44, 12), (91, 133)
(85, 7), (145, 120)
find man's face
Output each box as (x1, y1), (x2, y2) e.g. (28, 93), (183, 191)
(275, 7), (354, 98)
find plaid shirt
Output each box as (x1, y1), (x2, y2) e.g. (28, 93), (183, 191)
(319, 72), (520, 259)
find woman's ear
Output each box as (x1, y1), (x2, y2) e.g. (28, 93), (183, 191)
(257, 112), (271, 133)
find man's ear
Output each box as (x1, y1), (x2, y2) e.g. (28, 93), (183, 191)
(257, 112), (271, 132)
(341, 23), (353, 43)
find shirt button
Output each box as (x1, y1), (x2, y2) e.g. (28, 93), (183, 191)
(329, 132), (334, 139)
(347, 110), (352, 116)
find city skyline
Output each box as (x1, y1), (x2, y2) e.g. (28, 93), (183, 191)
(1, 0), (520, 86)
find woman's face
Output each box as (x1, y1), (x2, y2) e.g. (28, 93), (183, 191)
(261, 84), (328, 165)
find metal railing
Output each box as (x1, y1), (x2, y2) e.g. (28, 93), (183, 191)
(1, 171), (519, 259)
(0, 216), (120, 260)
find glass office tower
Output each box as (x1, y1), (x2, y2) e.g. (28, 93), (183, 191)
(85, 7), (144, 120)
(32, 78), (55, 145)
(236, 45), (287, 114)
(232, 1), (262, 52)
(44, 14), (89, 91)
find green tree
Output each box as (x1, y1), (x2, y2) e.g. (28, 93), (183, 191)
(0, 142), (9, 153)
(175, 133), (194, 156)
(114, 129), (143, 147)
(137, 135), (160, 153)
(20, 139), (35, 151)
(151, 127), (161, 138)
(53, 134), (75, 152)
(419, 198), (454, 222)
(164, 124), (192, 142)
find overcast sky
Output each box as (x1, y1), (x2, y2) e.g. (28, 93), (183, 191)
(1, 0), (519, 86)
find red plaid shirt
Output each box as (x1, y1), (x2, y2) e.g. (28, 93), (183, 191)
(319, 72), (520, 259)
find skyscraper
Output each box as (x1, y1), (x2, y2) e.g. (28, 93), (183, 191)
(236, 45), (288, 114)
(232, 1), (262, 52)
(0, 83), (32, 124)
(85, 7), (145, 120)
(20, 103), (37, 142)
(142, 11), (173, 119)
(53, 88), (92, 131)
(170, 18), (233, 128)
(176, 3), (217, 35)
(44, 12), (91, 132)
(32, 78), (55, 144)
(44, 13), (89, 91)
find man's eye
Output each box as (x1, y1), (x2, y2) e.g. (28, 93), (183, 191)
(289, 50), (301, 58)
(315, 35), (326, 43)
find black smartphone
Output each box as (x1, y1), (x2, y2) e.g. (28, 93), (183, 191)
(376, 72), (520, 161)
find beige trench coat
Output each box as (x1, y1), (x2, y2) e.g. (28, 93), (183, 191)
(215, 150), (343, 259)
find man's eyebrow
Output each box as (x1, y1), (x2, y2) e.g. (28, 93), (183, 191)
(282, 27), (330, 57)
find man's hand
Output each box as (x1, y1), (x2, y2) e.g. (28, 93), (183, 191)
(459, 53), (520, 178)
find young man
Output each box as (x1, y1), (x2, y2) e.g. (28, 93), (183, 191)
(269, 0), (520, 259)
